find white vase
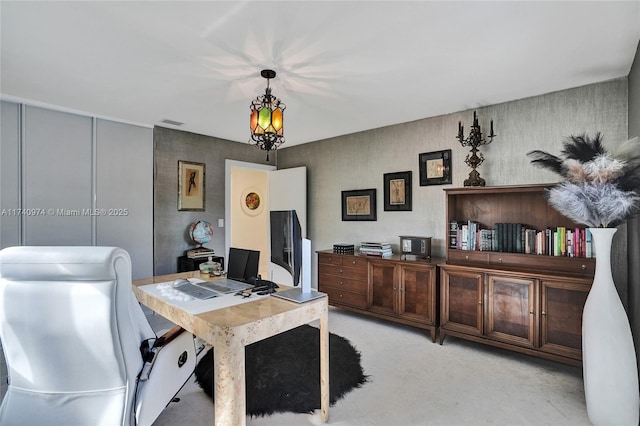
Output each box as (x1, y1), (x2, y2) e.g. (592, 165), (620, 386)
(582, 227), (639, 425)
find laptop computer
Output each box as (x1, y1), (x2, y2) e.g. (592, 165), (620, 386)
(198, 247), (260, 294)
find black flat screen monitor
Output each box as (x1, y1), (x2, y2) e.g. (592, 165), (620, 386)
(270, 210), (302, 286)
(226, 247), (260, 284)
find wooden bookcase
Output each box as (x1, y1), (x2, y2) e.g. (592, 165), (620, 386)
(439, 184), (595, 366)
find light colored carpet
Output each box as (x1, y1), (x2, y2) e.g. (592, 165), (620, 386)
(0, 306), (589, 425)
(146, 306), (590, 426)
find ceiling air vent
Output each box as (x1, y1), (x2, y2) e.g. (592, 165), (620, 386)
(159, 118), (184, 126)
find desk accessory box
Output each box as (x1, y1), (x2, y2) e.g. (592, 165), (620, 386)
(333, 243), (355, 254)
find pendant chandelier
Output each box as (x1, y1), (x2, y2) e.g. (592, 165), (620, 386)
(249, 69), (286, 161)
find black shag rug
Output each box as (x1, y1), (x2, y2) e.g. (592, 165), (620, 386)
(194, 324), (368, 417)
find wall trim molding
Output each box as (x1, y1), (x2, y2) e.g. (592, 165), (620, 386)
(0, 94), (154, 130)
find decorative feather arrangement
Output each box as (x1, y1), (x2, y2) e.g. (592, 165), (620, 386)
(527, 133), (640, 228)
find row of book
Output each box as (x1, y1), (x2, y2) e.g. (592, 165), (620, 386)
(186, 247), (215, 259)
(359, 242), (393, 257)
(449, 221), (595, 258)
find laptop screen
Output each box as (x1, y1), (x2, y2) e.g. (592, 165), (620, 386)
(226, 247), (260, 283)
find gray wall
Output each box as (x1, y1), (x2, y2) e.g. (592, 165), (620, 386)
(153, 127), (272, 275)
(627, 40), (640, 380)
(0, 101), (154, 279)
(278, 78), (629, 291)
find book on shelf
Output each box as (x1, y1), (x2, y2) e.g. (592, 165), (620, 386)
(360, 241), (391, 249)
(446, 222), (595, 258)
(186, 247), (214, 258)
(359, 245), (392, 257)
(449, 221), (460, 249)
(359, 249), (393, 257)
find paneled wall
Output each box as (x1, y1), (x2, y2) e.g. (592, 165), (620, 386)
(277, 78), (629, 292)
(0, 101), (153, 279)
(627, 41), (640, 378)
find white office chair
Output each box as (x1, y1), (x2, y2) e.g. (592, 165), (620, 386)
(0, 246), (196, 426)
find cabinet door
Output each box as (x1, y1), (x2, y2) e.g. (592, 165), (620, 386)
(539, 278), (590, 360)
(368, 260), (397, 316)
(398, 264), (434, 324)
(440, 268), (483, 336)
(485, 274), (537, 348)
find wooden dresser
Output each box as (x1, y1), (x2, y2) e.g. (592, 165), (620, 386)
(317, 250), (443, 342)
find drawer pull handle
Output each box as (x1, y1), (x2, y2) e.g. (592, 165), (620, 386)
(339, 281), (343, 286)
(497, 258), (502, 263)
(465, 255), (469, 260)
(478, 301), (482, 305)
(581, 264), (586, 270)
(541, 311), (547, 316)
(339, 269), (343, 274)
(352, 260), (356, 265)
(530, 311), (534, 315)
(339, 294), (343, 298)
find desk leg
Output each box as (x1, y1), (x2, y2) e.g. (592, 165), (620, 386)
(320, 308), (329, 423)
(214, 339), (246, 426)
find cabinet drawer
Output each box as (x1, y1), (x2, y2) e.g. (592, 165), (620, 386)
(318, 253), (368, 269)
(488, 252), (595, 276)
(318, 253), (344, 265)
(319, 273), (367, 294)
(319, 263), (367, 280)
(448, 249), (489, 264)
(322, 287), (368, 309)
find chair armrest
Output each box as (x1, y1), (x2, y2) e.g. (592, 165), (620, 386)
(154, 325), (187, 348)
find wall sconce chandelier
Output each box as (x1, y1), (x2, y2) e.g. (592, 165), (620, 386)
(456, 111), (496, 186)
(249, 69), (285, 161)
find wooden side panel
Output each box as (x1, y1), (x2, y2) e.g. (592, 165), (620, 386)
(540, 278), (590, 360)
(399, 265), (433, 323)
(441, 267), (483, 336)
(485, 274), (537, 348)
(368, 261), (397, 316)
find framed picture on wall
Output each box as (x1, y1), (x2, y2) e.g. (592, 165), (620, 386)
(341, 189), (377, 221)
(178, 160), (205, 211)
(419, 149), (452, 186)
(240, 187), (264, 216)
(384, 171), (412, 211)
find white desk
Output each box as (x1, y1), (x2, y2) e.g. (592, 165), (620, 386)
(133, 272), (329, 426)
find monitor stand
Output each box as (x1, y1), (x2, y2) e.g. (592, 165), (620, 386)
(273, 238), (326, 303)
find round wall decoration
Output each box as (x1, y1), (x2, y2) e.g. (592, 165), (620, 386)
(241, 188), (264, 216)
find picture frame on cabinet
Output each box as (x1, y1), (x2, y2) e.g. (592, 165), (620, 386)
(178, 160), (205, 211)
(341, 189), (377, 221)
(419, 149), (452, 186)
(384, 171), (412, 211)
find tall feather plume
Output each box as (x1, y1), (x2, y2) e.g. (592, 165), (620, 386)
(530, 133), (640, 228)
(560, 132), (606, 162)
(527, 150), (565, 176)
(614, 137), (640, 193)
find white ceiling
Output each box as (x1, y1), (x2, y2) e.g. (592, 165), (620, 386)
(1, 1), (639, 148)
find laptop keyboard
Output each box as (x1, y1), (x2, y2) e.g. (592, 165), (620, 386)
(199, 280), (253, 294)
(175, 282), (219, 300)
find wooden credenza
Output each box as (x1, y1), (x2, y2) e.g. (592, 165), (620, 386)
(317, 250), (442, 342)
(439, 262), (591, 366)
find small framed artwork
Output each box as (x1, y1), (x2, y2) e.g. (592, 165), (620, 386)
(419, 149), (452, 186)
(341, 189), (377, 221)
(384, 171), (412, 211)
(240, 187), (264, 216)
(178, 160), (205, 211)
